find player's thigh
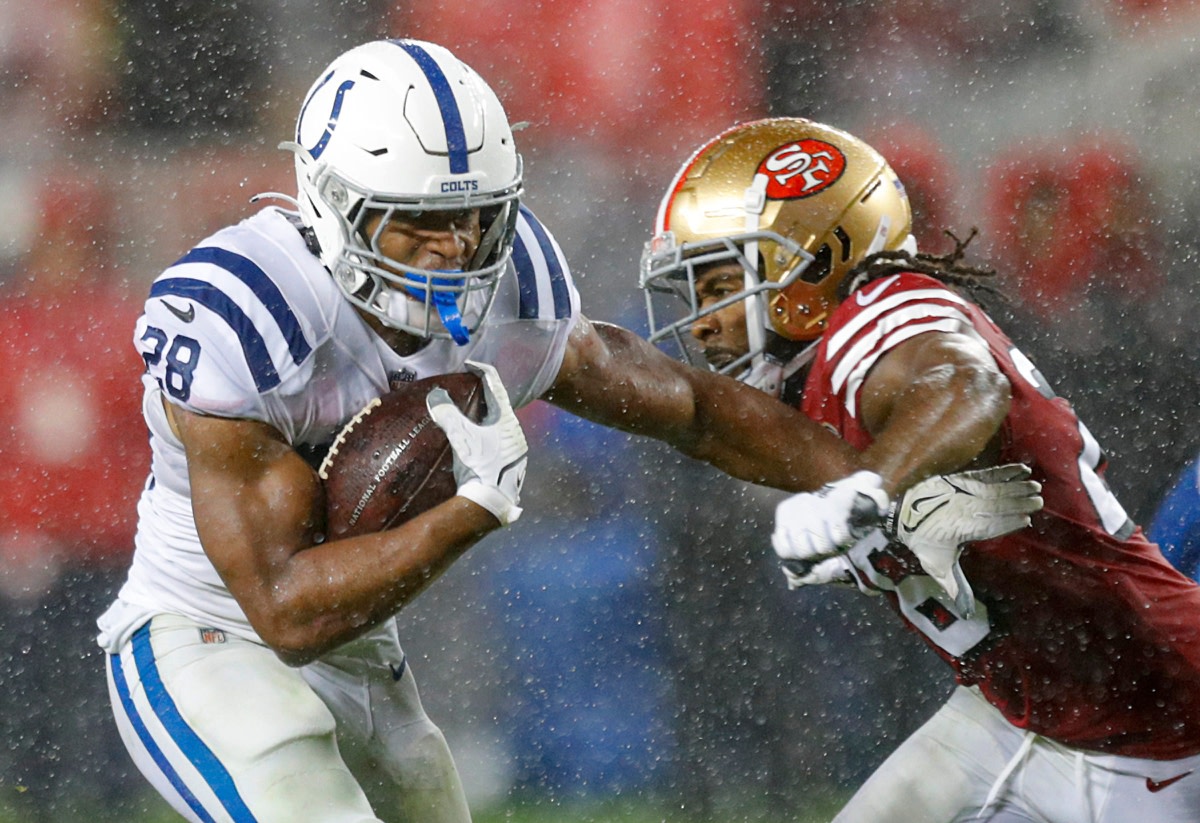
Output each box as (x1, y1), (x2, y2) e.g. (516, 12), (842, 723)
(107, 614), (380, 823)
(834, 685), (1024, 823)
(302, 635), (471, 823)
(996, 733), (1200, 822)
(1088, 750), (1200, 823)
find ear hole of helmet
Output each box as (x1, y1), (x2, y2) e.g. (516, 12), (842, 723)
(800, 244), (832, 284)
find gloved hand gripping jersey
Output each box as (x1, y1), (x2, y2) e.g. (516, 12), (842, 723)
(774, 465), (1043, 615)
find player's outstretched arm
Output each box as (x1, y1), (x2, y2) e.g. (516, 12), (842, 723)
(170, 401), (500, 666)
(544, 316), (862, 491)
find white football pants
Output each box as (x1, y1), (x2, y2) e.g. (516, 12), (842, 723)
(106, 613), (471, 823)
(834, 684), (1200, 823)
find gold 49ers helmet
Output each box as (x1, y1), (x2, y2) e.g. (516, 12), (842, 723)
(640, 117), (914, 392)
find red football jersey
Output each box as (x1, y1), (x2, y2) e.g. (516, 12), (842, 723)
(802, 271), (1200, 759)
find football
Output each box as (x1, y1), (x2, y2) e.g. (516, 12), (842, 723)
(318, 372), (486, 540)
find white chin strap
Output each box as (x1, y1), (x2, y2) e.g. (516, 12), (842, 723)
(741, 358), (783, 396)
(741, 344), (816, 398)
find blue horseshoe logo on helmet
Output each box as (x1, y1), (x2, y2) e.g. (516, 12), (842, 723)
(297, 71), (355, 160)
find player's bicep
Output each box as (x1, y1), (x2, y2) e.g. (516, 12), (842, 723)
(859, 330), (1010, 480)
(861, 331), (1006, 431)
(171, 404), (324, 605)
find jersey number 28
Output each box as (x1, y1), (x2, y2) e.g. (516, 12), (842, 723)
(140, 326), (201, 402)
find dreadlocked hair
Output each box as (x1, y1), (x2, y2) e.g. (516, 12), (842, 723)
(837, 228), (1006, 308)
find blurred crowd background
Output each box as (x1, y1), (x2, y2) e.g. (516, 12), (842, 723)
(4, 1), (1200, 820)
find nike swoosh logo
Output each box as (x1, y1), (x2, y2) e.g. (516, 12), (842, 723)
(161, 299), (195, 323)
(1146, 771), (1192, 792)
(389, 660), (407, 682)
(854, 276), (897, 306)
(907, 494), (942, 514)
(905, 494), (949, 531)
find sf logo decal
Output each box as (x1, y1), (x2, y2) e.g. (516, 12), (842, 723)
(759, 139), (847, 199)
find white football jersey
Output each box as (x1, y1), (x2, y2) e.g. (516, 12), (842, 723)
(97, 205), (580, 650)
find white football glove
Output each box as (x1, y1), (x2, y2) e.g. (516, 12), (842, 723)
(772, 464), (1042, 611)
(426, 361), (528, 526)
(772, 470), (890, 566)
(885, 463), (1042, 616)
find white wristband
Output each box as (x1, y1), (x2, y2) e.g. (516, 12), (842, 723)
(457, 479), (523, 526)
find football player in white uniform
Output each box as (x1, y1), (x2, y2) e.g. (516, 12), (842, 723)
(98, 43), (1039, 823)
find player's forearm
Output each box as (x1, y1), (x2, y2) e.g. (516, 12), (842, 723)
(681, 369), (862, 490)
(255, 498), (497, 666)
(589, 321), (863, 488)
(548, 319), (862, 491)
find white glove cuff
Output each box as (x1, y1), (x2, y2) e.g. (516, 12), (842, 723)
(457, 480), (523, 526)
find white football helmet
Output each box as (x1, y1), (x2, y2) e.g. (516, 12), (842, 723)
(283, 39), (523, 344)
(641, 118), (915, 395)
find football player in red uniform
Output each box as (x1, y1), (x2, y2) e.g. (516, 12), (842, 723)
(641, 117), (1200, 822)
